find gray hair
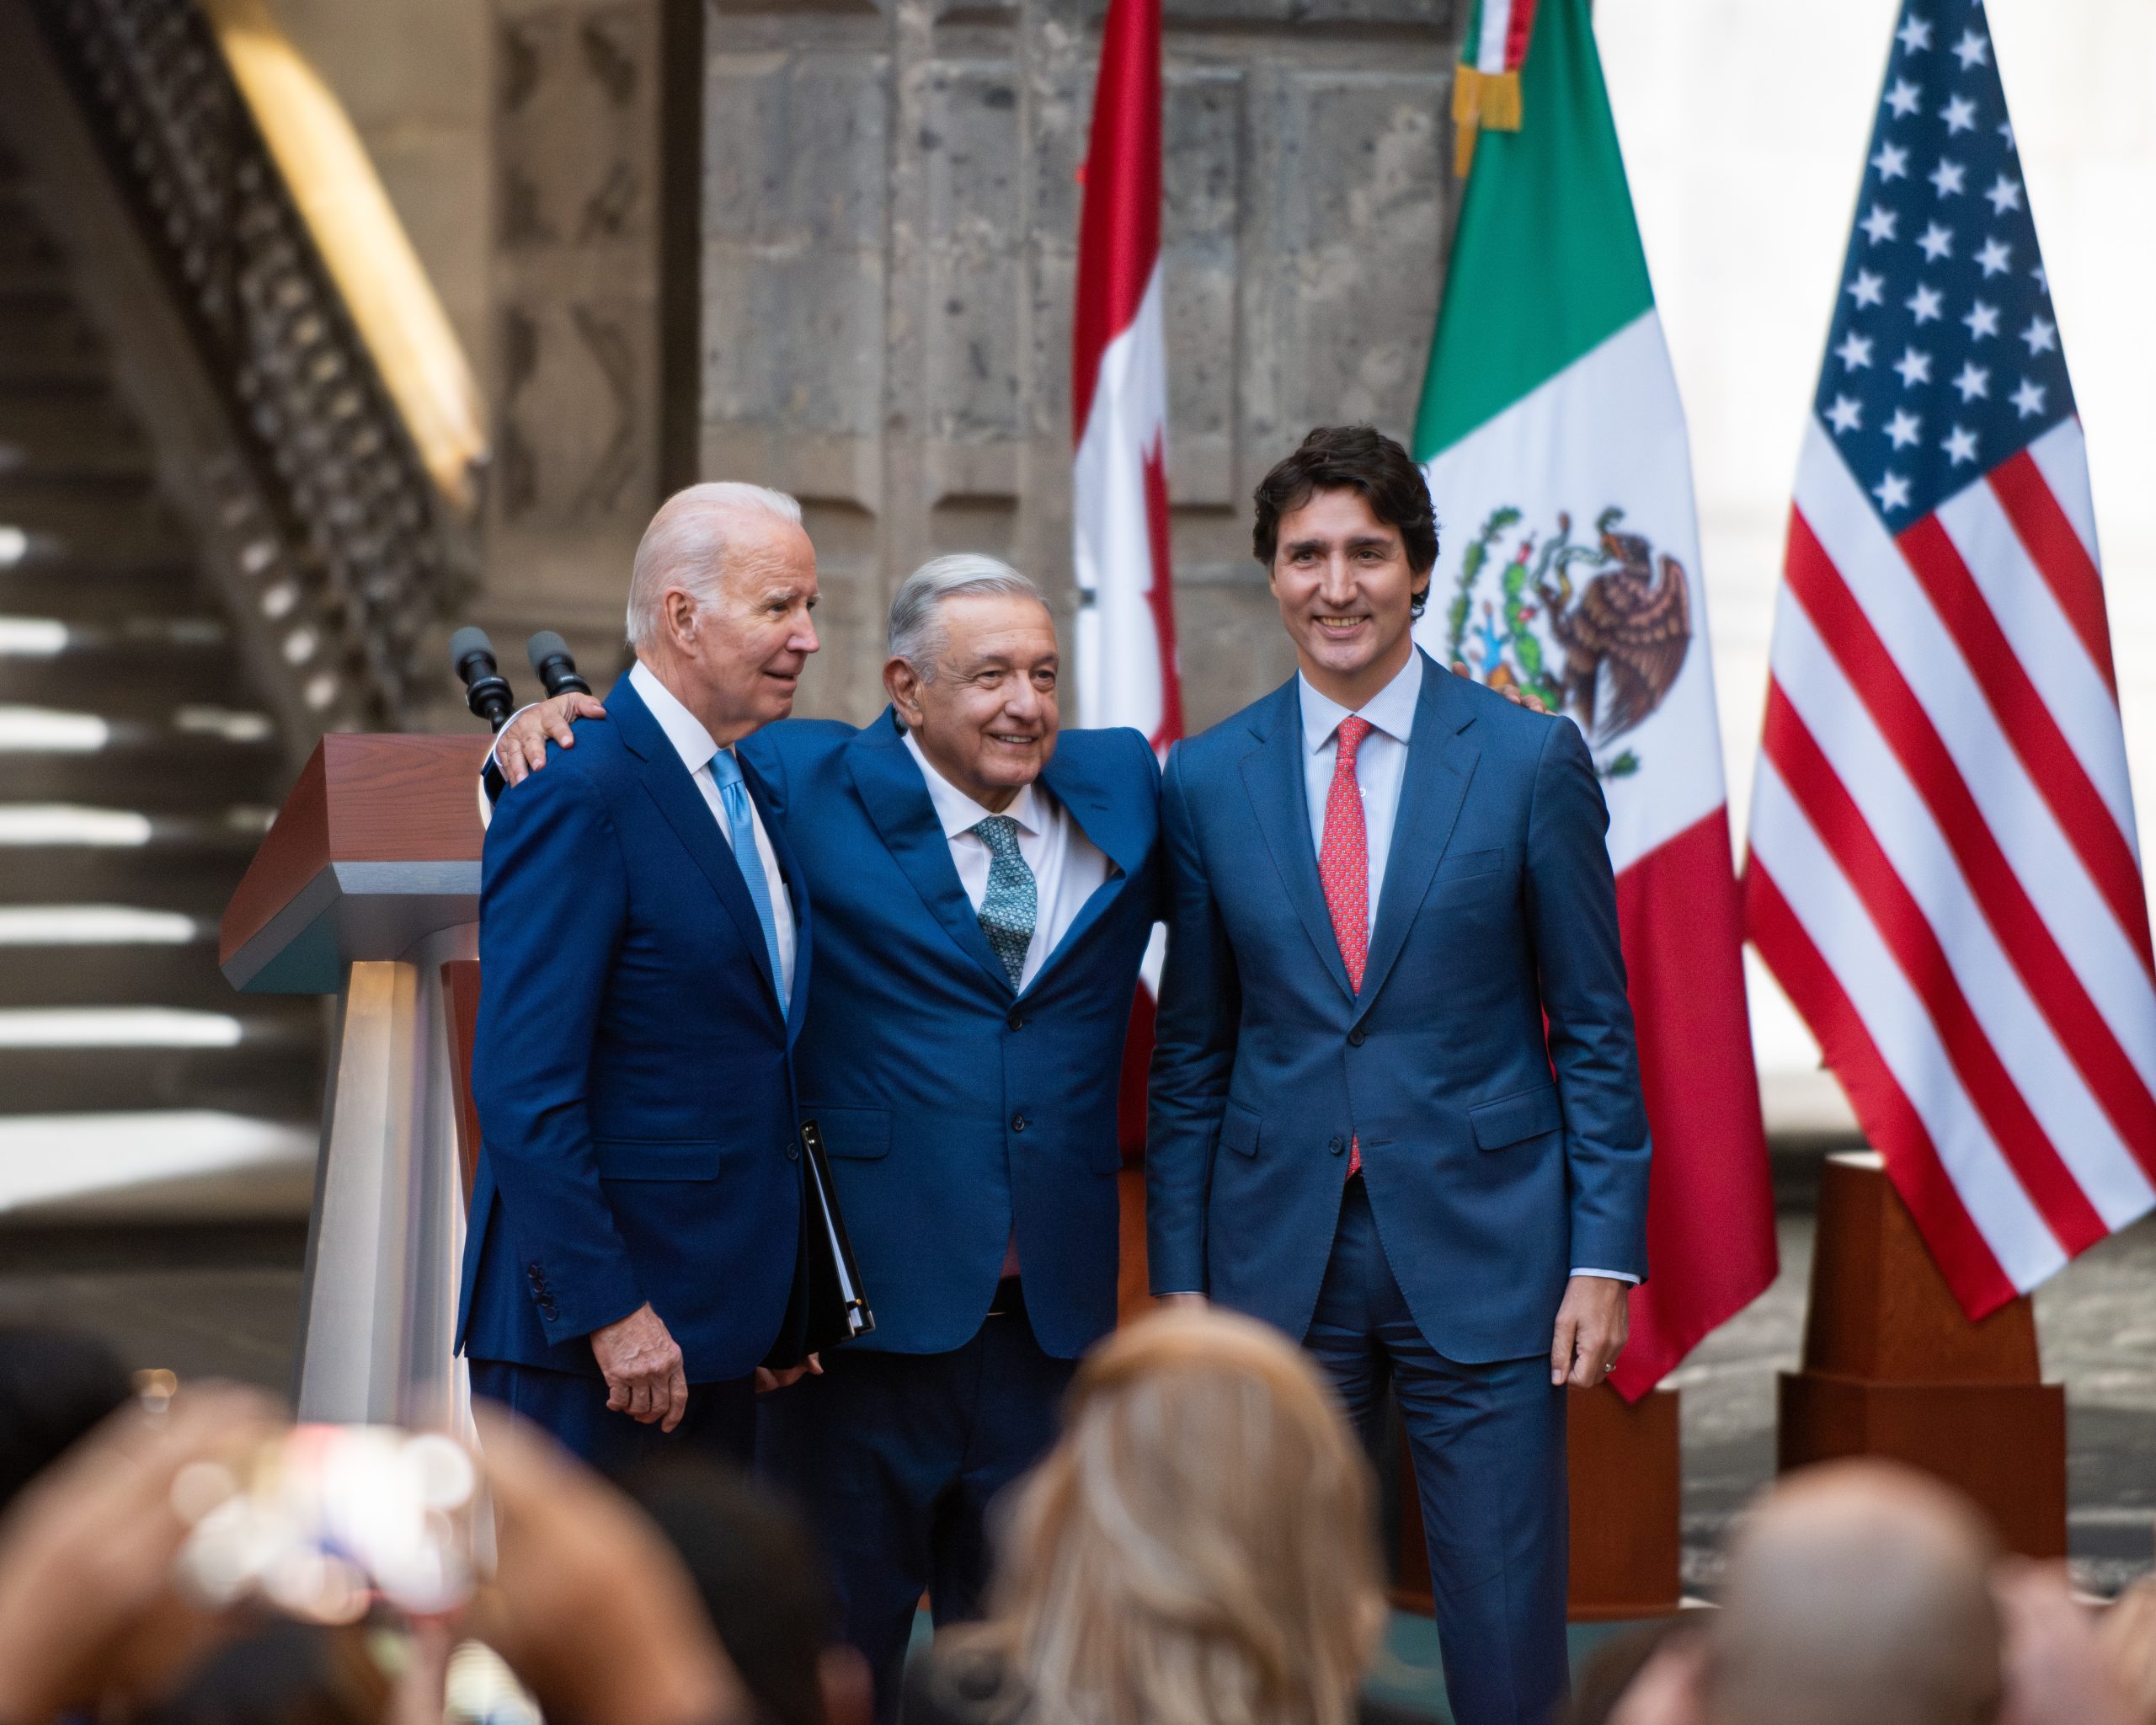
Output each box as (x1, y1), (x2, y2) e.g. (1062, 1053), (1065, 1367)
(626, 481), (804, 649)
(886, 553), (1049, 680)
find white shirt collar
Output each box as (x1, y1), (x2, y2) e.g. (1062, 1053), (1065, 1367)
(630, 660), (724, 775)
(902, 729), (1046, 840)
(1298, 646), (1424, 755)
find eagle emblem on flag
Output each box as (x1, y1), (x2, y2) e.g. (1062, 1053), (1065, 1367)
(1444, 503), (1693, 776)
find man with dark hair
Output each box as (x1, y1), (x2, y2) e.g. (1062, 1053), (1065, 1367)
(1147, 424), (1651, 1725)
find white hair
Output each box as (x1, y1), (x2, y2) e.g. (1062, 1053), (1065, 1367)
(887, 553), (1049, 681)
(625, 481), (804, 649)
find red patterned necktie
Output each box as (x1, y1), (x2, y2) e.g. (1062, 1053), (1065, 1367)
(1319, 715), (1374, 1176)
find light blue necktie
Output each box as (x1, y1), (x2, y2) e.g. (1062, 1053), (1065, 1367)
(971, 814), (1038, 991)
(710, 748), (786, 1012)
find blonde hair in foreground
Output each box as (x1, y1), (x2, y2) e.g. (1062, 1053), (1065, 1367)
(954, 1309), (1385, 1725)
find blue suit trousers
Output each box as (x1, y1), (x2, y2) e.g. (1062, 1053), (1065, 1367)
(756, 1300), (1076, 1725)
(1305, 1180), (1570, 1725)
(469, 1359), (757, 1479)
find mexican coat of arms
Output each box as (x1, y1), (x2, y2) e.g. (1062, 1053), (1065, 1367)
(1442, 505), (1694, 779)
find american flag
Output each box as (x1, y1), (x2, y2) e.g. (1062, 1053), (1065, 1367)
(1744, 0), (2156, 1315)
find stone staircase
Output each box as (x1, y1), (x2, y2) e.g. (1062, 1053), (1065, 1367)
(0, 155), (320, 1220)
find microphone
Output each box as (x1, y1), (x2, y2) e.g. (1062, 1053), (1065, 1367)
(449, 627), (515, 731)
(526, 631), (593, 699)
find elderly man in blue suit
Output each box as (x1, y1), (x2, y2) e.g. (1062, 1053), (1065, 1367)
(459, 481), (822, 1471)
(492, 553), (1161, 1722)
(1147, 425), (1652, 1725)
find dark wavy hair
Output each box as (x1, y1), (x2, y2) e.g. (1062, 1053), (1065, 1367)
(1251, 425), (1439, 618)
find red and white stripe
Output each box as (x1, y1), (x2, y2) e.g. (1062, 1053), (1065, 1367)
(1072, 0), (1181, 755)
(1746, 419), (2156, 1316)
(1072, 0), (1180, 1161)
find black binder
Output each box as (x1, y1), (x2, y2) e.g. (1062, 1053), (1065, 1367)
(764, 1119), (876, 1369)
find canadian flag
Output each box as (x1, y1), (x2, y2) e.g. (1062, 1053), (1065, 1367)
(1072, 0), (1179, 1172)
(1073, 0), (1181, 757)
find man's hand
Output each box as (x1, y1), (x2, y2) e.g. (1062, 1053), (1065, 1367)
(754, 1354), (823, 1394)
(1450, 658), (1550, 716)
(1550, 1274), (1630, 1388)
(499, 692), (608, 786)
(592, 1303), (687, 1431)
(1156, 1293), (1208, 1312)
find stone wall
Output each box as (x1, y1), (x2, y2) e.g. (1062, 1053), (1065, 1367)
(266, 0), (494, 387)
(700, 0), (1462, 733)
(266, 0), (1465, 727)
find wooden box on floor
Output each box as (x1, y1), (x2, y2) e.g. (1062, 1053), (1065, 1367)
(1777, 1152), (2066, 1558)
(1392, 1382), (1684, 1621)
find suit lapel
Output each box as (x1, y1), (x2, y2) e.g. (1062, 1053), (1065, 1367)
(1239, 679), (1356, 1004)
(845, 709), (1014, 996)
(1025, 733), (1141, 995)
(1355, 654), (1481, 1022)
(612, 677), (785, 1018)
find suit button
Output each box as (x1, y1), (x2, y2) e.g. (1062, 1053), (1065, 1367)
(1011, 1114), (1029, 1133)
(1328, 1135), (1345, 1156)
(1007, 1011), (1027, 1032)
(1348, 1028), (1366, 1047)
(786, 1140), (800, 1162)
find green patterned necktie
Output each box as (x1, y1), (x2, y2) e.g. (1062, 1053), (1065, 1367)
(971, 814), (1038, 991)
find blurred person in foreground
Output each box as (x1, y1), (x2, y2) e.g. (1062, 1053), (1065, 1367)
(1595, 1459), (2141, 1725)
(2098, 1578), (2156, 1725)
(905, 1307), (1389, 1725)
(459, 482), (824, 1471)
(0, 1324), (132, 1514)
(626, 1459), (873, 1725)
(0, 1383), (747, 1725)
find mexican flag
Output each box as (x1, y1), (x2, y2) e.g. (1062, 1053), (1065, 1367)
(1411, 0), (1776, 1397)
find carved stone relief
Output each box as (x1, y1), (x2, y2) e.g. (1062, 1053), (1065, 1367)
(489, 0), (664, 644)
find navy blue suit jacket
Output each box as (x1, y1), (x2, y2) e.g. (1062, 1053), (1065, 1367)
(456, 674), (808, 1383)
(1146, 652), (1650, 1363)
(742, 710), (1160, 1360)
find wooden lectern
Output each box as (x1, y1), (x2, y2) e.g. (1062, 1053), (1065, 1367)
(1780, 1151), (2067, 1557)
(221, 734), (486, 1429)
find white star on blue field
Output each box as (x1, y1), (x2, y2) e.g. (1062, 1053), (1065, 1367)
(1817, 1), (2073, 525)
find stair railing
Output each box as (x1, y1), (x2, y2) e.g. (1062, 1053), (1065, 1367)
(31, 0), (485, 731)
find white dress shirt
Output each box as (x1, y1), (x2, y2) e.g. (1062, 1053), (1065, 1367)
(1298, 649), (1422, 937)
(628, 661), (797, 1003)
(901, 730), (1113, 992)
(1296, 649), (1634, 1288)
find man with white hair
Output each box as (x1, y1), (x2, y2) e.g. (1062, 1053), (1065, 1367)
(457, 482), (821, 1470)
(491, 551), (1162, 1721)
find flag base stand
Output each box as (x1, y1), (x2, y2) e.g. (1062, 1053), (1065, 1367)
(1389, 1382), (1684, 1622)
(1566, 1382), (1684, 1619)
(1777, 1151), (2065, 1558)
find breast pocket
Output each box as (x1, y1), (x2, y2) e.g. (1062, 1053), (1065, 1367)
(1433, 847), (1505, 887)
